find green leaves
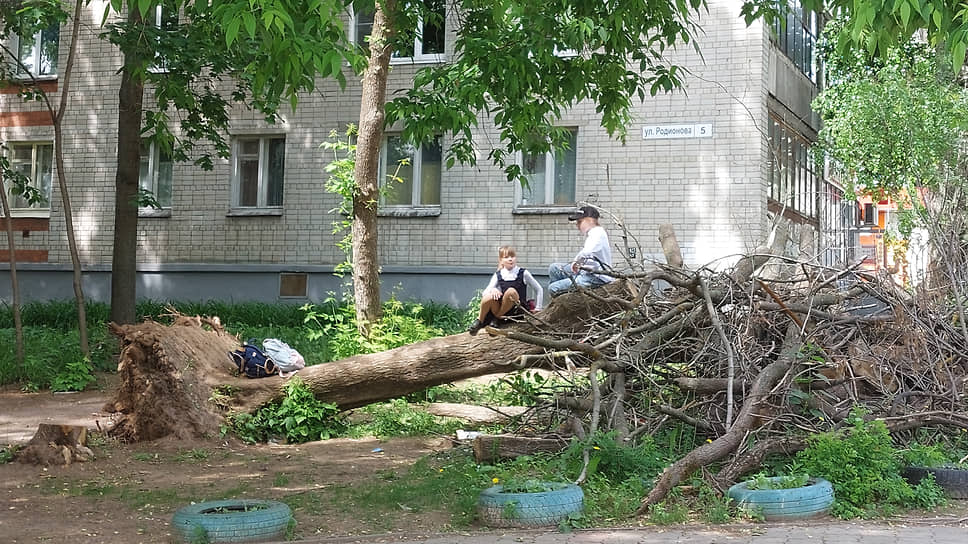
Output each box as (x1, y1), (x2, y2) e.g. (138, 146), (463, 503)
(387, 0), (705, 185)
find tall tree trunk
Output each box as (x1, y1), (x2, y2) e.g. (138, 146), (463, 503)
(351, 0), (396, 334)
(110, 8), (146, 325)
(53, 0), (89, 356)
(0, 171), (25, 364)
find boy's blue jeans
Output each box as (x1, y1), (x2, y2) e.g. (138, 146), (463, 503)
(548, 262), (607, 296)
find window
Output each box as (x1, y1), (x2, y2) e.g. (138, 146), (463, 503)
(139, 140), (173, 208)
(768, 116), (819, 219)
(14, 23), (59, 77)
(5, 142), (53, 211)
(518, 129), (577, 207)
(772, 0), (820, 84)
(232, 136), (285, 208)
(381, 135), (441, 206)
(149, 2), (179, 72)
(355, 0), (445, 61)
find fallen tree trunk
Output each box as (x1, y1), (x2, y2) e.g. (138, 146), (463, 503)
(104, 284), (631, 442)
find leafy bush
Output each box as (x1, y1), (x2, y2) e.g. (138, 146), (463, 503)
(229, 377), (344, 443)
(793, 408), (946, 517)
(303, 296), (445, 360)
(902, 442), (956, 468)
(745, 473), (809, 490)
(0, 326), (114, 389)
(49, 358), (96, 392)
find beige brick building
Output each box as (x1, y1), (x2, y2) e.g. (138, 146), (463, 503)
(1, 1), (847, 306)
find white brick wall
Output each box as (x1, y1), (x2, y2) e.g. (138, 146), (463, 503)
(2, 1), (814, 280)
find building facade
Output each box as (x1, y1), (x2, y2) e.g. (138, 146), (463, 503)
(1, 1), (846, 307)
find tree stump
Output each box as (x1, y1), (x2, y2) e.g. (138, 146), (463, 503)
(16, 424), (94, 466)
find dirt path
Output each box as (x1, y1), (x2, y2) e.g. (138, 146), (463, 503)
(0, 383), (455, 543)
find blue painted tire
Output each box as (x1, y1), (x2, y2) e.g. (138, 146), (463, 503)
(478, 482), (583, 527)
(727, 477), (834, 520)
(171, 499), (292, 543)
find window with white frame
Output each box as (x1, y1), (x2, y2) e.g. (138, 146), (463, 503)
(768, 115), (819, 219)
(139, 140), (173, 208)
(13, 23), (59, 77)
(355, 0), (445, 61)
(381, 135), (441, 207)
(232, 136), (285, 208)
(518, 129), (577, 207)
(149, 2), (179, 72)
(6, 142), (53, 210)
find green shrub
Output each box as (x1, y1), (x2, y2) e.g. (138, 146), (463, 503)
(745, 473), (809, 490)
(793, 407), (946, 517)
(49, 358), (96, 392)
(303, 296), (445, 360)
(229, 377), (344, 443)
(902, 442), (954, 468)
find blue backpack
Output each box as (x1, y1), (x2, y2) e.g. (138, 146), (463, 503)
(229, 340), (278, 378)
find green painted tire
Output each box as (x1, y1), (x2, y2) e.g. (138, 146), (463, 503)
(171, 499), (292, 543)
(477, 482), (583, 528)
(727, 477), (834, 520)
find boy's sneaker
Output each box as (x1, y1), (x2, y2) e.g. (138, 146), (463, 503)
(467, 320), (484, 335)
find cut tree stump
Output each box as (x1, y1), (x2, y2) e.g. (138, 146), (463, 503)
(16, 424), (94, 466)
(472, 434), (571, 462)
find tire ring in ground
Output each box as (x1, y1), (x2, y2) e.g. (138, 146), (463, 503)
(727, 477), (834, 520)
(171, 499), (292, 543)
(902, 466), (968, 499)
(477, 483), (584, 528)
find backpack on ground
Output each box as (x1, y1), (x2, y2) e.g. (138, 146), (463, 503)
(229, 340), (278, 378)
(261, 338), (306, 377)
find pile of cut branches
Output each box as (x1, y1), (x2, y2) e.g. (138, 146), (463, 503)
(492, 224), (968, 509)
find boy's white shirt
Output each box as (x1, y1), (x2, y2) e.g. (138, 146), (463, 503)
(574, 225), (614, 282)
(484, 266), (544, 310)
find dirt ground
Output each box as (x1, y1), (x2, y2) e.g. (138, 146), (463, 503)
(0, 381), (459, 544)
(3, 381), (968, 544)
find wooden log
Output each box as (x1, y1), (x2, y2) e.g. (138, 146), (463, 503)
(16, 424), (94, 466)
(426, 403), (528, 425)
(658, 224), (684, 269)
(472, 434), (570, 462)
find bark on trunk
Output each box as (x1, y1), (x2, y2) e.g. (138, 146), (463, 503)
(472, 435), (570, 462)
(110, 9), (146, 325)
(0, 170), (24, 364)
(352, 0), (397, 333)
(54, 0), (90, 356)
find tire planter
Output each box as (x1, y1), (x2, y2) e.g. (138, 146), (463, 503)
(171, 499), (292, 543)
(727, 477), (834, 521)
(477, 482), (584, 528)
(902, 466), (968, 499)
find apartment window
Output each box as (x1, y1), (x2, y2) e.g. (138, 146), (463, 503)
(772, 0), (820, 83)
(139, 140), (173, 208)
(381, 135), (441, 206)
(768, 116), (819, 219)
(149, 2), (179, 71)
(518, 129), (577, 207)
(355, 0), (445, 60)
(6, 143), (53, 210)
(14, 23), (59, 77)
(232, 136), (285, 208)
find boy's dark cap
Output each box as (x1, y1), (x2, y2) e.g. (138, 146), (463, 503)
(568, 206), (600, 221)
